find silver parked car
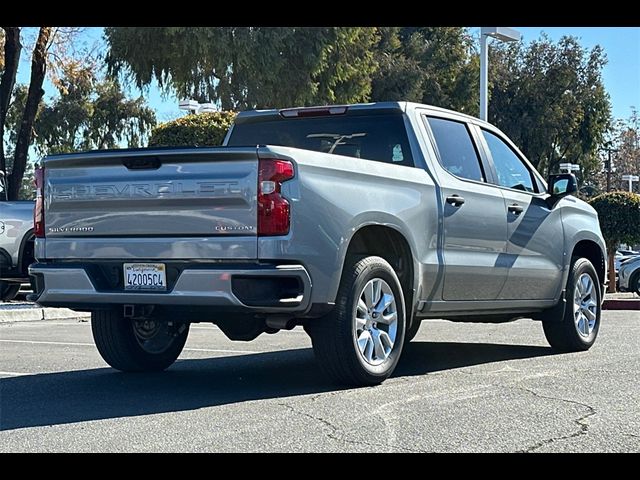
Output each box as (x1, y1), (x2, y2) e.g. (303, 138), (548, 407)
(615, 249), (639, 273)
(618, 256), (640, 295)
(0, 171), (35, 301)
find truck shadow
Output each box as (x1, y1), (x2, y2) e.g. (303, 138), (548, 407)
(0, 341), (553, 431)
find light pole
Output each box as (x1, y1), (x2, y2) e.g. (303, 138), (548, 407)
(601, 145), (618, 192)
(622, 174), (639, 192)
(480, 27), (521, 122)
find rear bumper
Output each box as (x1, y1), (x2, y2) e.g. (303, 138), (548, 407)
(29, 262), (312, 314)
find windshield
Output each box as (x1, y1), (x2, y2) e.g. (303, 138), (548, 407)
(228, 113), (414, 167)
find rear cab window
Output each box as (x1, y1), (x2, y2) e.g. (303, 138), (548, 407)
(227, 113), (414, 167)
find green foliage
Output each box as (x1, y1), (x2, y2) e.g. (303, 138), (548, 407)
(33, 62), (156, 155)
(4, 62), (156, 157)
(489, 35), (611, 179)
(148, 111), (236, 147)
(105, 27), (614, 184)
(105, 27), (379, 110)
(589, 191), (640, 249)
(2, 60), (156, 199)
(2, 84), (28, 157)
(593, 109), (640, 193)
(371, 27), (479, 115)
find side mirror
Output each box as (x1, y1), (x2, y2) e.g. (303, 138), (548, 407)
(548, 173), (578, 198)
(0, 170), (6, 201)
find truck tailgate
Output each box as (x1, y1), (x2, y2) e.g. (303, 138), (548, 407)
(42, 148), (259, 258)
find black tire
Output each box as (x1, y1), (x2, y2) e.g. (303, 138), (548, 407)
(0, 281), (20, 301)
(405, 318), (422, 344)
(630, 271), (640, 296)
(542, 257), (601, 352)
(308, 256), (406, 386)
(91, 310), (189, 372)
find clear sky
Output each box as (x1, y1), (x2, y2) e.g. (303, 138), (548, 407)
(515, 27), (640, 120)
(15, 27), (640, 123)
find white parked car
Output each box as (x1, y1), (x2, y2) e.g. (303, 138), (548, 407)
(618, 256), (640, 295)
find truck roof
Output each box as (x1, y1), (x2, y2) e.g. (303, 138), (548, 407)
(234, 101), (488, 127)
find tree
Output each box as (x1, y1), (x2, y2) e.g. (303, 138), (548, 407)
(589, 191), (640, 292)
(0, 27), (22, 175)
(2, 30), (157, 200)
(33, 61), (156, 155)
(489, 35), (611, 179)
(149, 111), (235, 148)
(593, 109), (640, 194)
(104, 27), (614, 185)
(105, 27), (379, 111)
(370, 27), (479, 115)
(8, 27), (51, 200)
(1, 27), (56, 199)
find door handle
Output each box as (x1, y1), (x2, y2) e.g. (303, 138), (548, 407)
(446, 195), (465, 207)
(508, 204), (524, 215)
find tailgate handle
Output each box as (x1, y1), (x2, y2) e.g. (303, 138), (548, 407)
(122, 157), (161, 170)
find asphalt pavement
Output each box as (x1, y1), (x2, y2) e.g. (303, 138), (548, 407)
(1, 312), (639, 452)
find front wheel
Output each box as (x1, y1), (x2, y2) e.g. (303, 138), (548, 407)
(91, 310), (189, 372)
(542, 257), (601, 352)
(308, 256), (406, 386)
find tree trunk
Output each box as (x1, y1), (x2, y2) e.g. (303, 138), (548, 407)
(8, 27), (51, 200)
(0, 27), (22, 174)
(608, 250), (616, 294)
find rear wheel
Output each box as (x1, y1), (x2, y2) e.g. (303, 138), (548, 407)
(630, 271), (640, 296)
(0, 281), (20, 301)
(91, 310), (189, 372)
(308, 256), (406, 386)
(542, 257), (601, 352)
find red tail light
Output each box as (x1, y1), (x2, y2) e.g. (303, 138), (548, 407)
(34, 166), (45, 238)
(258, 158), (294, 236)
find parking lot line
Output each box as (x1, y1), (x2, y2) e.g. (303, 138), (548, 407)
(0, 339), (93, 346)
(0, 339), (259, 354)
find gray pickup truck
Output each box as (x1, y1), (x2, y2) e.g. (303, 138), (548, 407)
(0, 171), (35, 301)
(30, 102), (607, 386)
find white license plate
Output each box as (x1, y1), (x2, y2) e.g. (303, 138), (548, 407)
(124, 263), (167, 291)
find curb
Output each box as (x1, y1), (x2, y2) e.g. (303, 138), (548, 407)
(602, 299), (640, 311)
(0, 307), (90, 323)
(2, 299), (637, 323)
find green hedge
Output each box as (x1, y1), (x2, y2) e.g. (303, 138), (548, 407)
(148, 111), (237, 147)
(589, 191), (640, 248)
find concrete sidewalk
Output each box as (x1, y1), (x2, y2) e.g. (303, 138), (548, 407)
(0, 302), (89, 323)
(1, 292), (638, 323)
